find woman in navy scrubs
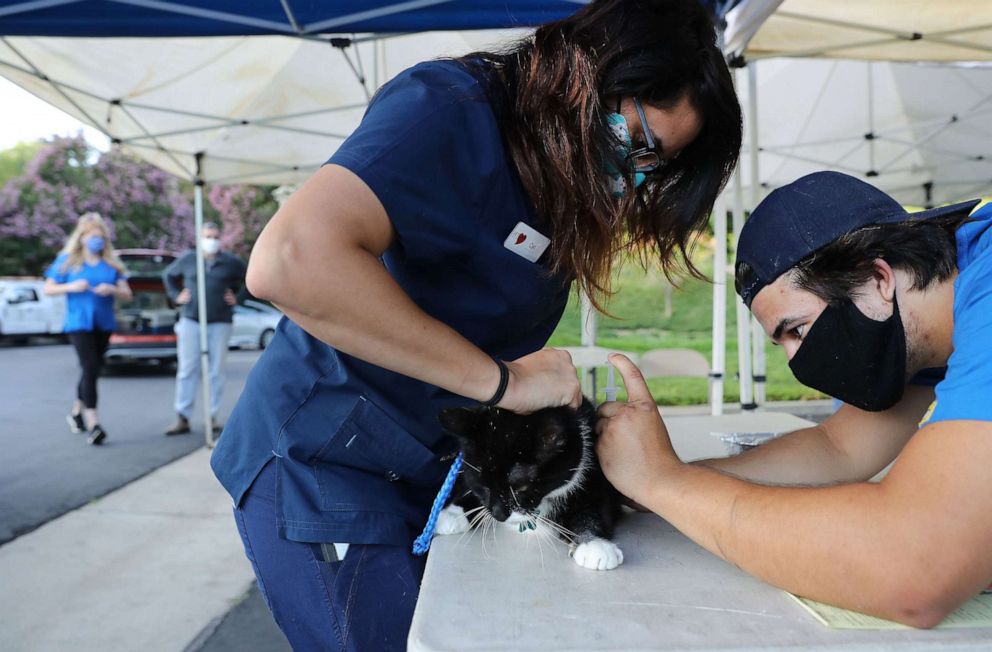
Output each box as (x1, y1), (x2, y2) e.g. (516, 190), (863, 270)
(211, 0), (742, 649)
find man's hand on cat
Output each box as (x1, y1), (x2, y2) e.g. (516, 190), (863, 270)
(498, 348), (583, 414)
(595, 353), (681, 504)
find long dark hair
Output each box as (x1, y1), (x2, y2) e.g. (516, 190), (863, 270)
(461, 0), (741, 305)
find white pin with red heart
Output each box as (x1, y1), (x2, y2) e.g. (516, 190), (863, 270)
(503, 221), (550, 263)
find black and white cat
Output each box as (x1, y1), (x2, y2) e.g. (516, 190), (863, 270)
(435, 399), (624, 570)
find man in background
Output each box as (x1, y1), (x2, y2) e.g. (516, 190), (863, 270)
(162, 222), (247, 435)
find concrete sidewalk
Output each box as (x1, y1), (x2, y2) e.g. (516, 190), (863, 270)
(0, 448), (256, 652)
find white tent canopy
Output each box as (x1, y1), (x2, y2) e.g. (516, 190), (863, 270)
(0, 31), (523, 185)
(724, 0), (992, 62)
(741, 59), (992, 208)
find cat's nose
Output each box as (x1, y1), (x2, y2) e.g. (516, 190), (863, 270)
(489, 502), (509, 522)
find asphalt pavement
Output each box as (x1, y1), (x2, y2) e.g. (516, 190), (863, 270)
(0, 341), (257, 544)
(0, 340), (296, 652)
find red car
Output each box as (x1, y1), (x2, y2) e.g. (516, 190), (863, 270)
(105, 249), (178, 366)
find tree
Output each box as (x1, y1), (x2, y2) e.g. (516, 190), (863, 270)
(207, 184), (278, 260)
(0, 141), (43, 187)
(0, 135), (194, 275)
(0, 134), (277, 276)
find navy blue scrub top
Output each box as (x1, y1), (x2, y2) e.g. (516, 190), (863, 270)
(210, 60), (572, 546)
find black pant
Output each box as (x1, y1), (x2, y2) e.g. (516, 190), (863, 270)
(68, 330), (111, 409)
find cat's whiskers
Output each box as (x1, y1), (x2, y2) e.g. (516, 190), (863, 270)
(457, 507), (490, 547)
(478, 514), (491, 559)
(461, 459), (481, 473)
(535, 515), (577, 544)
(508, 487), (523, 513)
(533, 519), (547, 571)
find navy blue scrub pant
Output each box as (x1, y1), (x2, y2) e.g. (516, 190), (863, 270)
(233, 460), (427, 652)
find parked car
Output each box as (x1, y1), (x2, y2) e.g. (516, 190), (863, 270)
(229, 300), (282, 350)
(0, 277), (66, 341)
(105, 249), (178, 366)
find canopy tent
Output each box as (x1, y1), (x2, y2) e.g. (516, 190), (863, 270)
(0, 31), (527, 184)
(6, 0), (992, 420)
(723, 0), (992, 63)
(0, 1), (585, 36)
(743, 59), (992, 208)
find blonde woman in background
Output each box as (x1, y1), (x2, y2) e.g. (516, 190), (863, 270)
(43, 213), (132, 445)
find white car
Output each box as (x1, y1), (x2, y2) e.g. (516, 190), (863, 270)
(229, 300), (282, 350)
(0, 278), (66, 341)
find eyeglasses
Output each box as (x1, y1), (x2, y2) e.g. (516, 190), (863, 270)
(628, 97), (663, 174)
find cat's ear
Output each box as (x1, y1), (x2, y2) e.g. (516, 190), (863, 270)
(438, 407), (481, 439)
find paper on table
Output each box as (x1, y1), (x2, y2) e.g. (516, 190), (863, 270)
(789, 590), (992, 629)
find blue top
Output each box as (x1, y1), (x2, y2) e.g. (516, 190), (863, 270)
(210, 60), (572, 546)
(924, 204), (992, 425)
(44, 253), (125, 333)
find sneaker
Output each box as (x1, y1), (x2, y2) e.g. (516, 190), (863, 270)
(211, 420), (223, 433)
(66, 412), (85, 434)
(87, 425), (107, 446)
(165, 415), (190, 436)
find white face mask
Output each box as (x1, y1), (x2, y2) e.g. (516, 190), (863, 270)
(200, 237), (221, 255)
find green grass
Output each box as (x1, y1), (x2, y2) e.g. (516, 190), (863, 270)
(545, 245), (826, 406)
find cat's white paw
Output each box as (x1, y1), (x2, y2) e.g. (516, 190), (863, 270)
(435, 505), (471, 536)
(571, 538), (623, 570)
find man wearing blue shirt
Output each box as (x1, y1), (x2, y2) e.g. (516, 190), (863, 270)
(597, 172), (992, 628)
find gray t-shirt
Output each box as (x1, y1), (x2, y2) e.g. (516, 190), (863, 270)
(162, 250), (247, 324)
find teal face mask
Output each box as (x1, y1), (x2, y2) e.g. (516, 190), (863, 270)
(605, 112), (646, 197)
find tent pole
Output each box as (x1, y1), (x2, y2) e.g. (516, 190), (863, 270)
(709, 191), (727, 416)
(731, 69), (754, 412)
(867, 62), (876, 176)
(193, 153), (215, 448)
(580, 292), (597, 400)
(748, 62), (766, 407)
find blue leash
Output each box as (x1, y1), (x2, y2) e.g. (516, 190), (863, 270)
(412, 452), (463, 556)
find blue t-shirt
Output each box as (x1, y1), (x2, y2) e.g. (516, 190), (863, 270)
(210, 60), (572, 546)
(924, 204), (992, 425)
(44, 253), (125, 333)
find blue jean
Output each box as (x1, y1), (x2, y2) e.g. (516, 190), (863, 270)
(233, 460), (427, 652)
(174, 317), (232, 418)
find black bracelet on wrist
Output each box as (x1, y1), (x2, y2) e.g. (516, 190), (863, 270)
(483, 358), (509, 407)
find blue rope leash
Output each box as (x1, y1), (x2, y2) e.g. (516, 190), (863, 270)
(412, 452), (463, 556)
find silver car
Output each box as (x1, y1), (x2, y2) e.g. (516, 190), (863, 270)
(229, 300), (282, 349)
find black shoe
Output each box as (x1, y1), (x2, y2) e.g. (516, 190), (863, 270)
(67, 413), (85, 434)
(165, 415), (191, 436)
(87, 425), (107, 446)
(211, 420), (223, 433)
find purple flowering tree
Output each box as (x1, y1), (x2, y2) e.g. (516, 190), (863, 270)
(0, 135), (277, 276)
(0, 135), (196, 275)
(206, 184), (278, 260)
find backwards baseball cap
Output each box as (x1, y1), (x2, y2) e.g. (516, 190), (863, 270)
(735, 171), (980, 307)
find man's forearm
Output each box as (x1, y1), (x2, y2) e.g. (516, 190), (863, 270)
(641, 462), (953, 628)
(697, 425), (861, 486)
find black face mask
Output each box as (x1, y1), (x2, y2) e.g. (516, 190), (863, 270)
(788, 296), (907, 412)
